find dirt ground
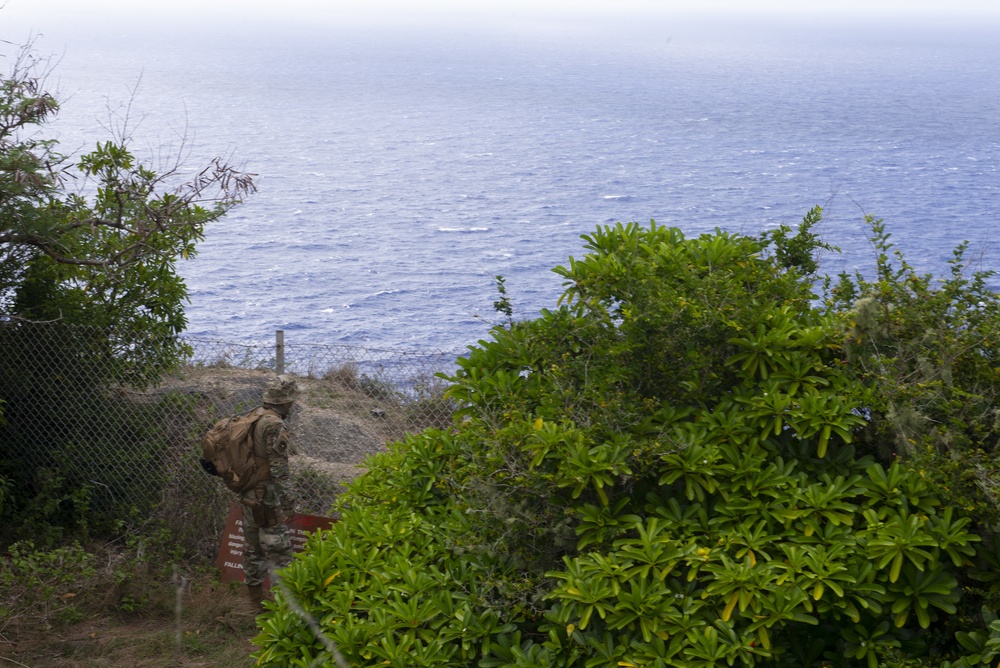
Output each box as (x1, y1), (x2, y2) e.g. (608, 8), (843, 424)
(0, 571), (264, 667)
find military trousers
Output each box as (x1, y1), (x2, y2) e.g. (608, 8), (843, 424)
(241, 481), (293, 587)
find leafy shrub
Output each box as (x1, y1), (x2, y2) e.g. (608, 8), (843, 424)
(0, 540), (96, 628)
(256, 213), (990, 667)
(825, 218), (1000, 531)
(0, 473), (11, 519)
(0, 333), (190, 539)
(404, 372), (459, 430)
(0, 36), (251, 544)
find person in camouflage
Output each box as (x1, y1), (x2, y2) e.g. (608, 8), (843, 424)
(241, 374), (299, 609)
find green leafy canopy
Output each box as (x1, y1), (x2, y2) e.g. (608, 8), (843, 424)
(258, 210), (997, 667)
(1, 40), (255, 368)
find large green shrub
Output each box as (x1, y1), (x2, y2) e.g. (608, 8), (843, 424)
(257, 214), (988, 667)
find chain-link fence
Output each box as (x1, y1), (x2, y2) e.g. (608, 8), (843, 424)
(0, 321), (464, 554)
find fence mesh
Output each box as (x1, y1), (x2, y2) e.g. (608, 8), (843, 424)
(0, 322), (463, 553)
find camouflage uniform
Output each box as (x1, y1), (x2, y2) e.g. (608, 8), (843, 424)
(240, 410), (295, 585)
(241, 375), (298, 588)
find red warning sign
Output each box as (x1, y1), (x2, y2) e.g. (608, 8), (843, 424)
(216, 502), (337, 583)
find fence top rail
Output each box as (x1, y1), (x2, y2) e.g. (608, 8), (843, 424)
(182, 336), (465, 358)
(1, 323), (469, 357)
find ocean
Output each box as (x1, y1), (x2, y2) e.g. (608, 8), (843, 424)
(5, 10), (1000, 353)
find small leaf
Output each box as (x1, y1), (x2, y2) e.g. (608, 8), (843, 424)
(890, 553), (903, 583)
(722, 592), (739, 621)
(817, 425), (831, 458)
(757, 625), (771, 650)
(812, 582), (825, 601)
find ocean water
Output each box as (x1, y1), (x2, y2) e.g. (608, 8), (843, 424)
(7, 12), (1000, 352)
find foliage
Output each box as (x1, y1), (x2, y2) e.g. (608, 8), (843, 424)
(0, 529), (260, 667)
(0, 540), (96, 626)
(0, 472), (10, 519)
(942, 607), (1000, 668)
(255, 212), (988, 667)
(400, 371), (459, 431)
(824, 218), (1000, 535)
(322, 363), (404, 403)
(493, 274), (515, 326)
(0, 37), (252, 535)
(1, 42), (254, 350)
(290, 465), (350, 515)
(0, 333), (206, 537)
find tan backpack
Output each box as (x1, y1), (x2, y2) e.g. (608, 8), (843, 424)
(201, 407), (274, 493)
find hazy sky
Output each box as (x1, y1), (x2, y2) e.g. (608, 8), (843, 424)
(6, 0), (1000, 27)
(4, 0), (998, 59)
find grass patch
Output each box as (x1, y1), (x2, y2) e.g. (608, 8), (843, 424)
(0, 538), (261, 667)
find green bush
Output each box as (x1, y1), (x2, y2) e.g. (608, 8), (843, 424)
(0, 540), (96, 627)
(825, 218), (1000, 533)
(256, 213), (990, 667)
(0, 330), (196, 538)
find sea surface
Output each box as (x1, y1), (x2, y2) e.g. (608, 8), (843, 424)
(6, 11), (1000, 353)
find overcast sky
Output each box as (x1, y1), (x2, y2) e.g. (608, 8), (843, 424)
(3, 0), (997, 56)
(6, 0), (1000, 26)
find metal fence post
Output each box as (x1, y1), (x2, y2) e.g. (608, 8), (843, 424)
(276, 330), (285, 375)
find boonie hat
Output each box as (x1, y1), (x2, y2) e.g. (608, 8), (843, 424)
(263, 374), (300, 404)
